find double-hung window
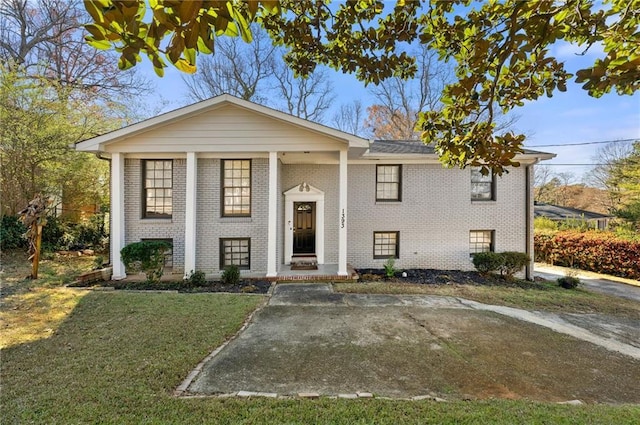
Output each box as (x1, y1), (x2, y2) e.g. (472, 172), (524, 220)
(222, 159), (251, 216)
(143, 160), (172, 218)
(469, 230), (494, 254)
(376, 165), (401, 201)
(373, 231), (399, 259)
(220, 238), (250, 269)
(471, 166), (495, 200)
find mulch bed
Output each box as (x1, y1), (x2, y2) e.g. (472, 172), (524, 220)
(69, 279), (272, 294)
(356, 268), (551, 289)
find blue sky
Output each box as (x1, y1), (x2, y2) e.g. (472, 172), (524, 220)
(141, 40), (640, 185)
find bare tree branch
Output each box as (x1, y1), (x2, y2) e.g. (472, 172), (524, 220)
(271, 58), (335, 123)
(332, 100), (367, 137)
(182, 25), (277, 102)
(366, 45), (451, 139)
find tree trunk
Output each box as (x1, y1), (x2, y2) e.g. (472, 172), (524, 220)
(31, 224), (43, 279)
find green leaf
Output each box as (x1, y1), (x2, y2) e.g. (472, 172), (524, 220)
(86, 37), (112, 50)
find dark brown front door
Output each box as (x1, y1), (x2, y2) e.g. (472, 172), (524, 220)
(293, 202), (315, 254)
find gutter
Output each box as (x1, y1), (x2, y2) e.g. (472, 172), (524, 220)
(525, 158), (543, 280)
(525, 163), (532, 280)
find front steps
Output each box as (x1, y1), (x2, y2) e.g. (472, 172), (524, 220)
(290, 255), (318, 270)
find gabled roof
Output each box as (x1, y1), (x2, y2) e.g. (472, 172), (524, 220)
(75, 94), (369, 152)
(534, 202), (612, 220)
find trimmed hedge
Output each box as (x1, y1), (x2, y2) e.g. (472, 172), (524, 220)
(535, 230), (640, 280)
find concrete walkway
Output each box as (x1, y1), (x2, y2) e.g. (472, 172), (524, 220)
(182, 283), (640, 402)
(534, 263), (640, 302)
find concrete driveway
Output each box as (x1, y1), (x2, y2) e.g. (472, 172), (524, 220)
(534, 263), (640, 302)
(183, 283), (640, 403)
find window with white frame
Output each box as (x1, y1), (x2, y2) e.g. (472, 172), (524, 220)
(471, 166), (494, 200)
(376, 165), (401, 201)
(220, 238), (250, 269)
(373, 231), (399, 259)
(222, 159), (251, 216)
(143, 160), (172, 218)
(469, 230), (494, 254)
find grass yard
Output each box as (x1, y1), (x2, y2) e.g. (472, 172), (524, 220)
(334, 281), (640, 320)
(2, 252), (639, 423)
(3, 291), (639, 424)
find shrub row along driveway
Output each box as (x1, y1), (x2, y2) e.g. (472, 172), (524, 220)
(186, 284), (640, 403)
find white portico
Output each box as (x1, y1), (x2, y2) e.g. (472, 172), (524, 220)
(76, 95), (368, 279)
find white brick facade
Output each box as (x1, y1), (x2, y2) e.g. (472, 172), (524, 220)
(78, 95), (552, 278)
(347, 164), (527, 271)
(124, 158), (186, 274)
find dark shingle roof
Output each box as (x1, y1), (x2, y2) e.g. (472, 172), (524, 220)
(369, 140), (551, 156)
(534, 203), (611, 220)
(369, 140), (436, 154)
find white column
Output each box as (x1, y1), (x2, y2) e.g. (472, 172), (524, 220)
(111, 153), (126, 279)
(338, 149), (348, 275)
(266, 151), (278, 277)
(184, 152), (197, 278)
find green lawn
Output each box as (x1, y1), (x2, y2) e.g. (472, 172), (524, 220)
(2, 291), (639, 424)
(334, 281), (640, 320)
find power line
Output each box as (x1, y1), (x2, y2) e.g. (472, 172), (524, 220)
(525, 138), (637, 148)
(539, 164), (608, 166)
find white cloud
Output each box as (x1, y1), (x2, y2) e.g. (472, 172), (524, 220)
(553, 41), (604, 61)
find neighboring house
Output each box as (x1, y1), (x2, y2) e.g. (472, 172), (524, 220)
(534, 202), (612, 230)
(75, 95), (554, 280)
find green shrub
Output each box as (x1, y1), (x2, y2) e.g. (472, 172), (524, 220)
(558, 216), (591, 231)
(74, 213), (108, 249)
(93, 255), (106, 270)
(221, 264), (240, 285)
(472, 252), (505, 274)
(0, 215), (27, 250)
(557, 274), (581, 289)
(185, 270), (207, 286)
(383, 257), (398, 279)
(120, 240), (171, 284)
(41, 215), (71, 251)
(612, 221), (640, 242)
(499, 251), (530, 279)
(534, 216), (558, 232)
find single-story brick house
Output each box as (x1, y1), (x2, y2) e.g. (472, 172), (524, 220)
(75, 94), (554, 280)
(534, 202), (612, 230)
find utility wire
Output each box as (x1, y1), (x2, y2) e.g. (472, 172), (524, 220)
(525, 138), (637, 148)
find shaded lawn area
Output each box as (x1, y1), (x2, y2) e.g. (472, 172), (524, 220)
(2, 291), (640, 424)
(334, 281), (640, 320)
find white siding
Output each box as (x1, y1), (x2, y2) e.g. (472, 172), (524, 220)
(107, 104), (346, 153)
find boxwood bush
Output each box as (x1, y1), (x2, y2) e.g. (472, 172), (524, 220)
(499, 251), (531, 279)
(121, 240), (172, 284)
(473, 251), (530, 278)
(472, 252), (505, 274)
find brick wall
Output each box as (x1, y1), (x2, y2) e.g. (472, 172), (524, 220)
(347, 164), (527, 271)
(194, 158), (269, 275)
(124, 158), (528, 275)
(124, 158), (186, 274)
